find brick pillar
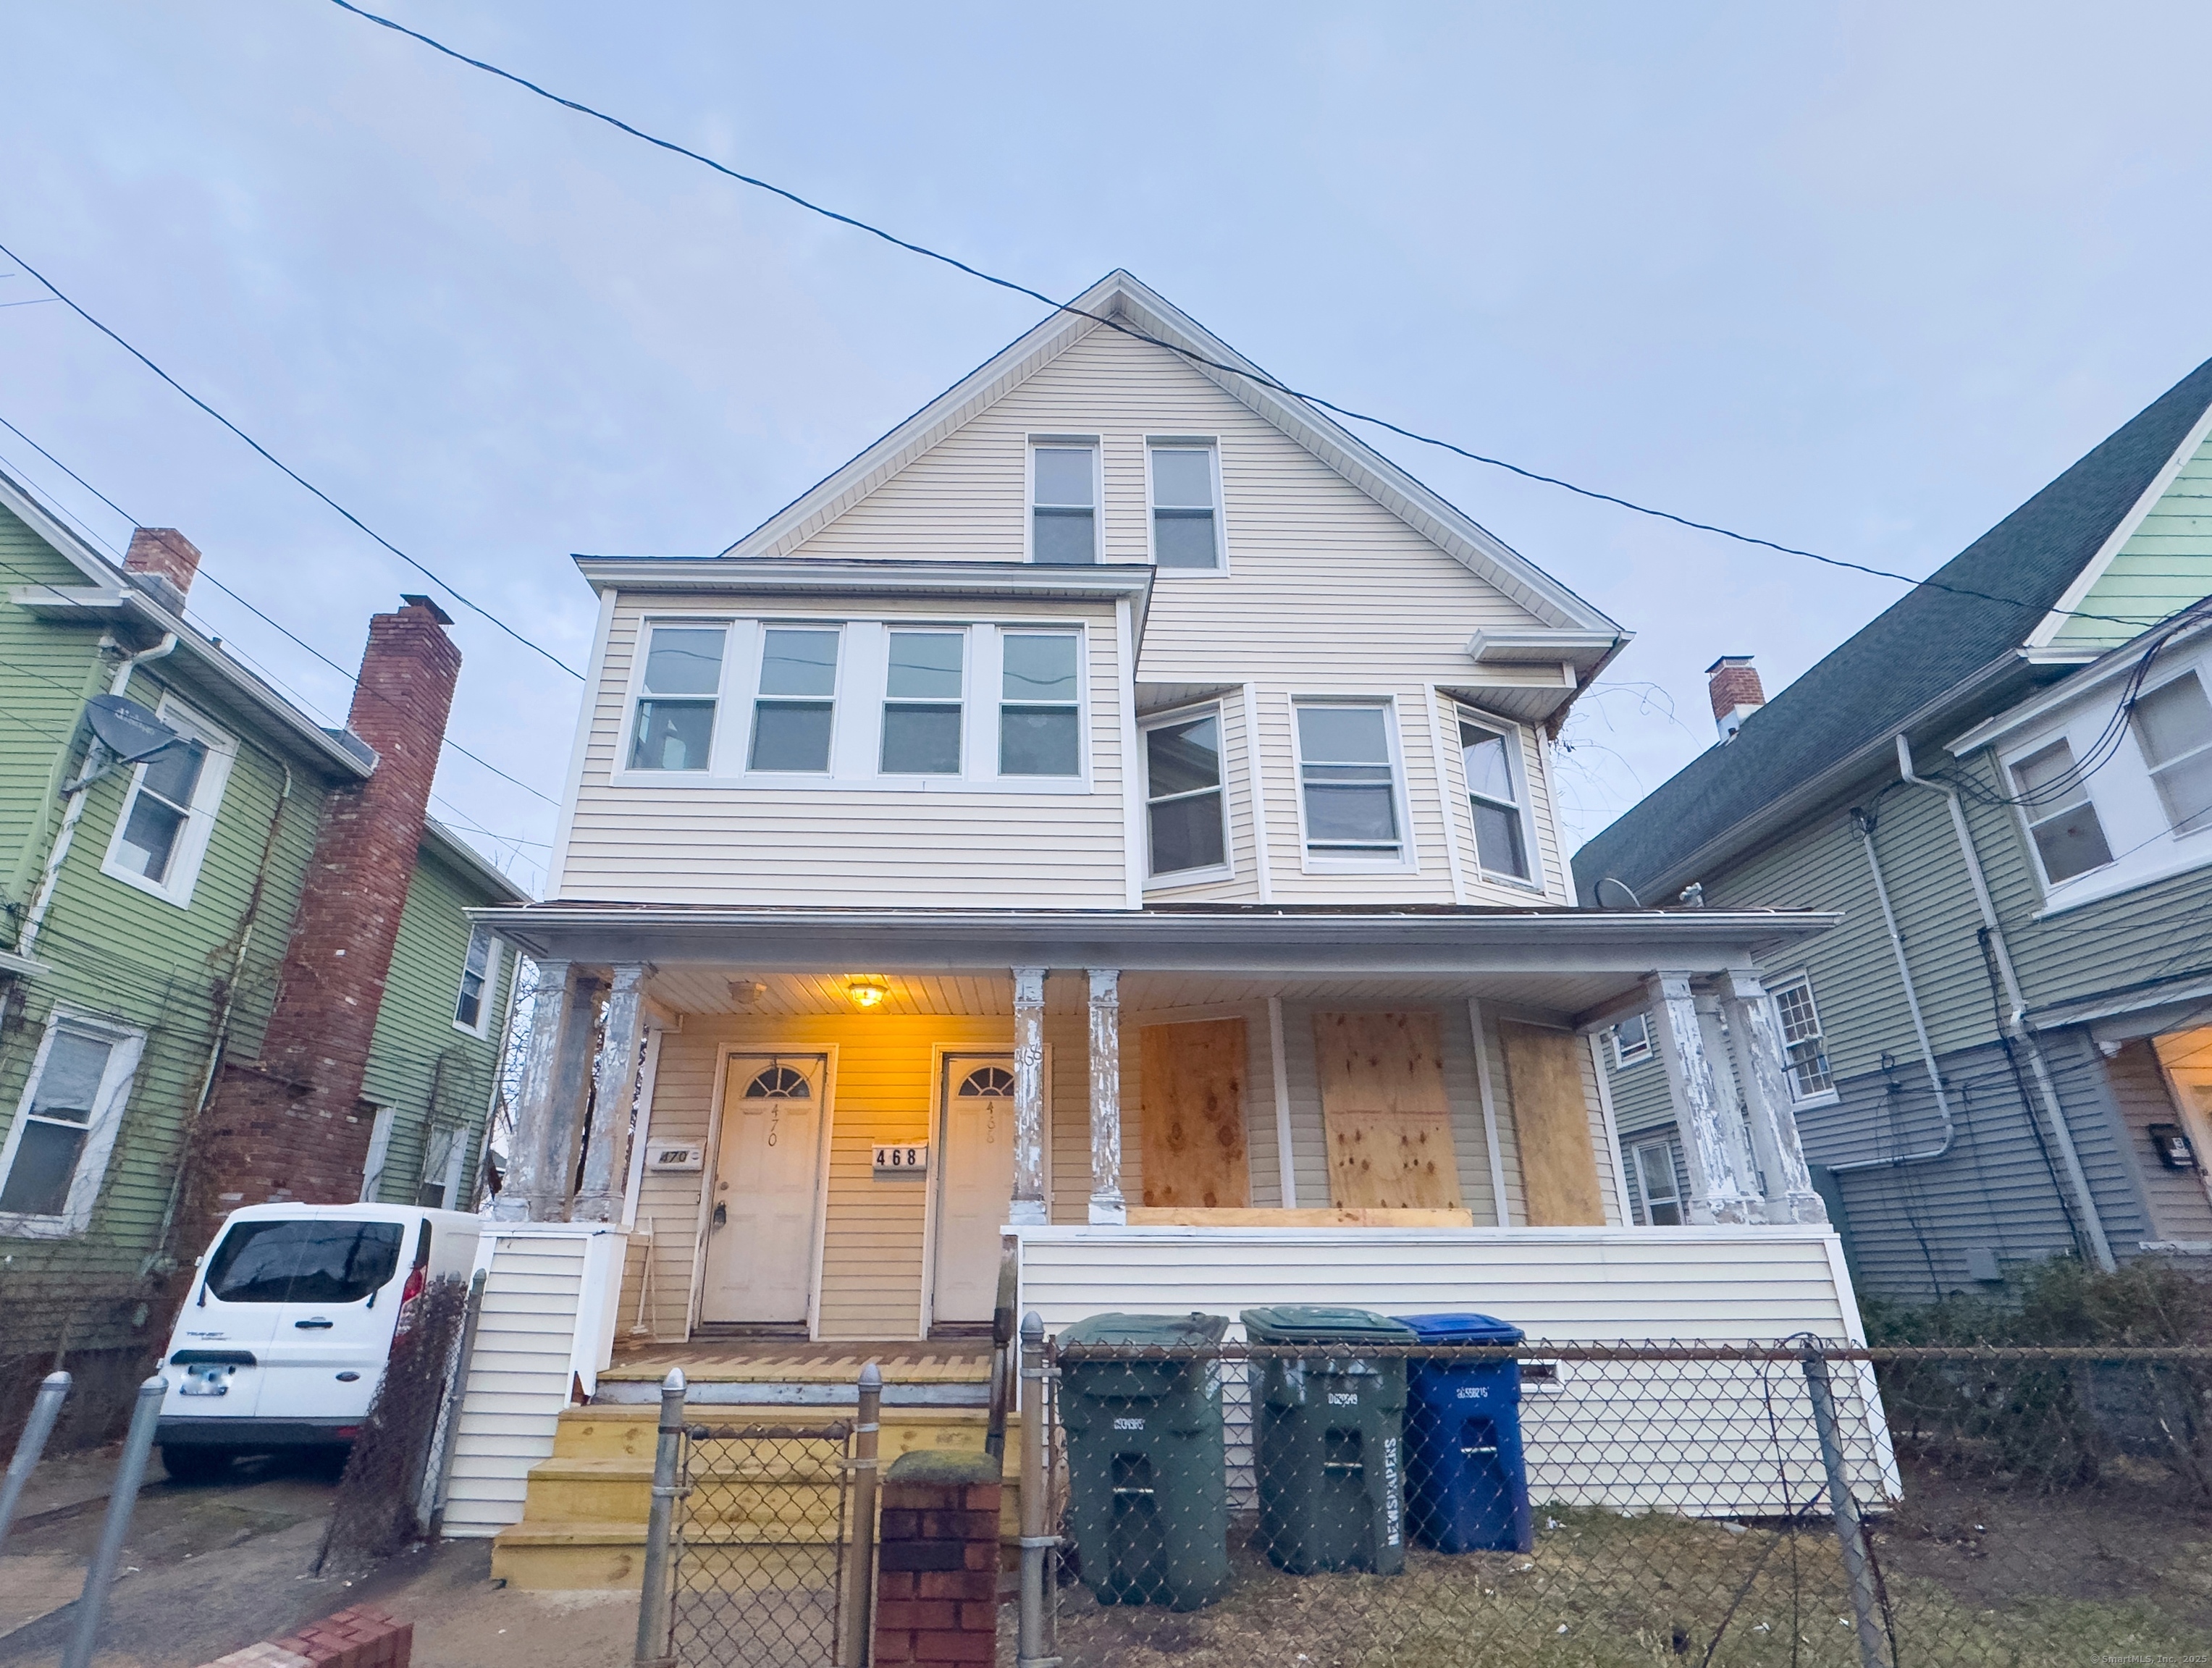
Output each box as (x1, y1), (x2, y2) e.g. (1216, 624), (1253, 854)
(125, 527), (203, 598)
(186, 597), (461, 1248)
(875, 1457), (1003, 1664)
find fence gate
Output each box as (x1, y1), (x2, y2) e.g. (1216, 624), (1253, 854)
(670, 1419), (853, 1667)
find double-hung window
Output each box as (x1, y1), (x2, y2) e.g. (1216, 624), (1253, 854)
(750, 626), (841, 772)
(1148, 442), (1221, 569)
(2009, 738), (2114, 883)
(628, 623), (726, 771)
(1144, 709), (1227, 877)
(880, 630), (965, 775)
(1628, 1137), (1685, 1226)
(1295, 702), (1403, 858)
(999, 631), (1082, 776)
(1612, 1012), (1652, 1069)
(2133, 670), (2212, 836)
(101, 698), (233, 906)
(1459, 714), (1532, 881)
(0, 1011), (144, 1230)
(1769, 974), (1833, 1100)
(1030, 443), (1098, 565)
(453, 927), (498, 1035)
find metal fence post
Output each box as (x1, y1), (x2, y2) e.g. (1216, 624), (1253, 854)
(0, 1370), (70, 1554)
(1017, 1311), (1059, 1668)
(837, 1362), (882, 1668)
(1801, 1342), (1886, 1668)
(59, 1373), (164, 1668)
(633, 1368), (686, 1668)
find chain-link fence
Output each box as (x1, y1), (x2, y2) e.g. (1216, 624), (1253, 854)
(669, 1419), (854, 1667)
(1033, 1336), (2212, 1668)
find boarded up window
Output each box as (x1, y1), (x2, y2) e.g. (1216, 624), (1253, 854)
(1312, 1011), (1463, 1210)
(1139, 1019), (1251, 1209)
(1500, 1021), (1605, 1226)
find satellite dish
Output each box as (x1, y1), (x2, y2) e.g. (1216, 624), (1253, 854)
(85, 694), (181, 764)
(1594, 876), (1642, 911)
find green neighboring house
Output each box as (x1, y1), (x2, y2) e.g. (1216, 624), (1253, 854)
(0, 466), (526, 1440)
(1573, 356), (2212, 1301)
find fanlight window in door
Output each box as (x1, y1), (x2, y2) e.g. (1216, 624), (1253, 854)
(959, 1066), (1014, 1097)
(744, 1065), (812, 1100)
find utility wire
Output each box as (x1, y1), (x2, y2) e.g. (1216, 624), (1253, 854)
(331, 0), (2177, 633)
(0, 411), (563, 807)
(0, 234), (583, 678)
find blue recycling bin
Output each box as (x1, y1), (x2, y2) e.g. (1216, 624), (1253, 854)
(1400, 1313), (1532, 1553)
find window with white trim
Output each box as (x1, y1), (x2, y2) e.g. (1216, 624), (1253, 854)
(627, 623), (727, 772)
(880, 630), (965, 775)
(1769, 974), (1833, 1100)
(359, 1103), (398, 1202)
(1611, 1012), (1652, 1069)
(2009, 738), (2114, 884)
(1148, 442), (1220, 569)
(999, 631), (1082, 776)
(1458, 713), (1532, 881)
(1144, 709), (1227, 879)
(0, 1011), (145, 1231)
(1627, 1136), (1684, 1226)
(1295, 702), (1403, 858)
(417, 1121), (466, 1209)
(100, 697), (235, 906)
(2133, 670), (2212, 836)
(453, 927), (499, 1035)
(749, 626), (841, 772)
(1030, 442), (1098, 565)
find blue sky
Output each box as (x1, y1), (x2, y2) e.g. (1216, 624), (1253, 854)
(6, 2), (2212, 893)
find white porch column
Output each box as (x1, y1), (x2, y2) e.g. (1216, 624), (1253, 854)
(1086, 969), (1126, 1226)
(574, 961), (651, 1223)
(1010, 966), (1049, 1226)
(1720, 969), (1828, 1225)
(1694, 989), (1764, 1203)
(494, 959), (598, 1222)
(1645, 971), (1759, 1225)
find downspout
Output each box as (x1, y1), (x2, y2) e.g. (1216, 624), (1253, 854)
(1834, 807), (1954, 1170)
(1895, 733), (2116, 1269)
(17, 632), (180, 956)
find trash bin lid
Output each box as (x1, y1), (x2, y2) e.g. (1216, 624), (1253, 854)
(1396, 1313), (1525, 1345)
(1059, 1311), (1229, 1348)
(1240, 1306), (1418, 1343)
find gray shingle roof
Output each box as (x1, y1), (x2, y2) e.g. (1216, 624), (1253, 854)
(1572, 355), (2212, 901)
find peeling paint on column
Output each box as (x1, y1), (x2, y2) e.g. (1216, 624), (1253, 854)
(1087, 968), (1126, 1225)
(492, 958), (573, 1221)
(575, 961), (651, 1222)
(1011, 966), (1048, 1224)
(1722, 969), (1827, 1224)
(1647, 970), (1757, 1225)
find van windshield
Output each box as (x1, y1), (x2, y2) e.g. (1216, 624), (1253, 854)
(205, 1220), (405, 1305)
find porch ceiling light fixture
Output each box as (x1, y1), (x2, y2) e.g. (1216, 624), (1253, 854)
(846, 975), (890, 1010)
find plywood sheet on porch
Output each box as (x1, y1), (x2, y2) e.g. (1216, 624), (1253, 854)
(1313, 1011), (1465, 1210)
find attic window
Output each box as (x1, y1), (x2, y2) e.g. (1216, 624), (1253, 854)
(1030, 443), (1098, 565)
(1148, 442), (1220, 569)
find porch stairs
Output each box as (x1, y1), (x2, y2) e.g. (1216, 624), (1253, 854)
(489, 1347), (1016, 1591)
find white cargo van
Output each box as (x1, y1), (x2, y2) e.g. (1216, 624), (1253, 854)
(156, 1202), (482, 1482)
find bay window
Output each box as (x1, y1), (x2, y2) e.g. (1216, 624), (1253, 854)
(1295, 702), (1403, 858)
(1459, 714), (1532, 882)
(1145, 709), (1227, 877)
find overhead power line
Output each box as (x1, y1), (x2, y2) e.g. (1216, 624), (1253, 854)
(0, 235), (584, 679)
(329, 0), (2177, 633)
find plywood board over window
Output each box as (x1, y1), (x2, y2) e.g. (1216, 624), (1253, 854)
(1140, 1019), (1251, 1209)
(1500, 1021), (1605, 1226)
(1312, 1011), (1463, 1210)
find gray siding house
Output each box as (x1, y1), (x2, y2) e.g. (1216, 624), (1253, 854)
(1573, 357), (2212, 1300)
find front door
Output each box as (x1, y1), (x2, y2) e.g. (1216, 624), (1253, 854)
(700, 1054), (828, 1327)
(932, 1056), (1018, 1326)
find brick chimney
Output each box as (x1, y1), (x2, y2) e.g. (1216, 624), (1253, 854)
(1706, 655), (1765, 743)
(185, 597), (463, 1250)
(123, 528), (201, 613)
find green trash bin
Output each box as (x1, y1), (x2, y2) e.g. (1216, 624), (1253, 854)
(1059, 1312), (1232, 1610)
(1242, 1305), (1418, 1575)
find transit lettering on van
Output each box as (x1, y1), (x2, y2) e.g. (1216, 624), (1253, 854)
(155, 1202), (481, 1483)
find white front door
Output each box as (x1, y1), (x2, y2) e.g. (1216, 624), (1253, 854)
(700, 1054), (828, 1327)
(932, 1056), (1018, 1326)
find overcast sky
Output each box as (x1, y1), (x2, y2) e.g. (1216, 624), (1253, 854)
(7, 3), (2212, 896)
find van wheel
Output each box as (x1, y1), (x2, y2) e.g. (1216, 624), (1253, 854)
(161, 1445), (235, 1485)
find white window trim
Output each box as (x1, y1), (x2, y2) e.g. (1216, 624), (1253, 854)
(1290, 694), (1419, 875)
(1140, 699), (1235, 890)
(0, 1008), (146, 1239)
(360, 1103), (398, 1202)
(1143, 435), (1229, 576)
(98, 694), (237, 909)
(607, 612), (1095, 794)
(1025, 434), (1103, 566)
(1611, 1013), (1653, 1070)
(1765, 970), (1835, 1105)
(452, 928), (502, 1038)
(1627, 1134), (1685, 1226)
(878, 625), (971, 780)
(1454, 704), (1544, 894)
